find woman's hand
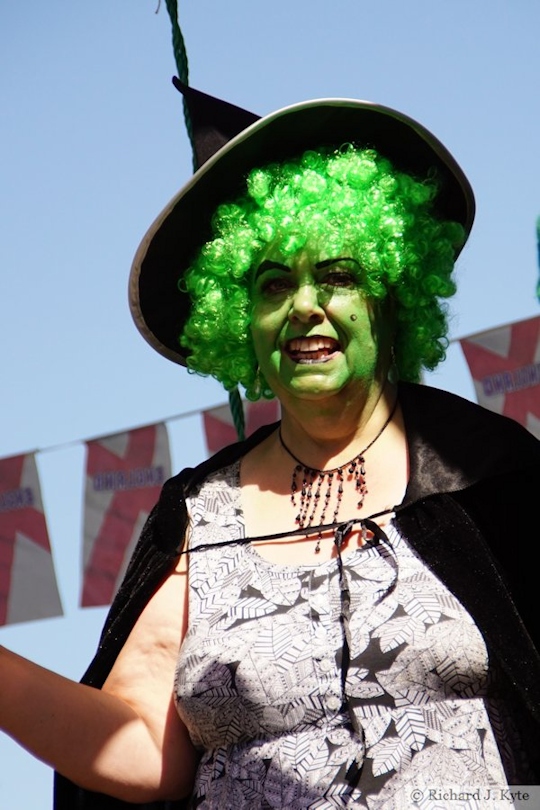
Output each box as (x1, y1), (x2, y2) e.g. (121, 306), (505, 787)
(0, 553), (196, 803)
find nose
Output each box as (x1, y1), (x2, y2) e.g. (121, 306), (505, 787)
(288, 281), (325, 325)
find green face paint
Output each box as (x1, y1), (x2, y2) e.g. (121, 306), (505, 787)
(181, 146), (462, 397)
(250, 248), (388, 406)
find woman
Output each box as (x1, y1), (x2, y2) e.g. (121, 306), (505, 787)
(2, 84), (540, 809)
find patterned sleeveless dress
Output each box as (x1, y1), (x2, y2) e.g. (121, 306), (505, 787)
(175, 462), (518, 809)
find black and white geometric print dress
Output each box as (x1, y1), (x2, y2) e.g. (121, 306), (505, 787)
(174, 463), (517, 809)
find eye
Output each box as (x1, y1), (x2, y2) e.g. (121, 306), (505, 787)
(316, 257), (363, 290)
(258, 276), (294, 296)
(321, 270), (357, 288)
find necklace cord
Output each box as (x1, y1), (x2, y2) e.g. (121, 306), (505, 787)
(179, 398), (400, 557)
(277, 395), (399, 542)
(278, 395), (398, 473)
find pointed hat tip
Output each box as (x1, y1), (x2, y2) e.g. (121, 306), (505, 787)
(171, 78), (260, 169)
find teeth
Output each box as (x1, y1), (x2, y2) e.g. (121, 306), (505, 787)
(288, 337), (338, 352)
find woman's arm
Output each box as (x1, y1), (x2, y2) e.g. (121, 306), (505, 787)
(1, 554), (197, 803)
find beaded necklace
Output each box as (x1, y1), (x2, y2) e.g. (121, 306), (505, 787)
(278, 398), (398, 551)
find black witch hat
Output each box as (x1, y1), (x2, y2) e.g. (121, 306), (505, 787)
(129, 81), (475, 365)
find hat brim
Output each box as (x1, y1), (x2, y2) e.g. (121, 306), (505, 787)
(129, 98), (475, 365)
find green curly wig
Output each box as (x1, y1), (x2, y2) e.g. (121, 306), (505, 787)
(180, 145), (465, 399)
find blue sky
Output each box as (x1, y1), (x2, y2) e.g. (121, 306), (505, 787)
(1, 1), (539, 805)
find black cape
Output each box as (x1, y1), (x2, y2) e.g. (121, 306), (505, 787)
(54, 383), (540, 808)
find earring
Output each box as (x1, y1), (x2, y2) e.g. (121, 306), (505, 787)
(387, 346), (399, 385)
(350, 313), (358, 322)
(253, 365), (262, 398)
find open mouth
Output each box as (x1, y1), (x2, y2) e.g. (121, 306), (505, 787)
(285, 336), (341, 364)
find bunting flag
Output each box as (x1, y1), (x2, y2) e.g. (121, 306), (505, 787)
(0, 453), (63, 625)
(203, 399), (280, 455)
(460, 315), (540, 439)
(81, 424), (171, 607)
(536, 216), (540, 302)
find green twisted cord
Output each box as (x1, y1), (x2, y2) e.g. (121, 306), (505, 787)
(228, 389), (246, 442)
(163, 0), (246, 441)
(163, 0), (194, 166)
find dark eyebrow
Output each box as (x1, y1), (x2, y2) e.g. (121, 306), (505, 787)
(253, 259), (291, 281)
(254, 256), (361, 282)
(315, 257), (361, 269)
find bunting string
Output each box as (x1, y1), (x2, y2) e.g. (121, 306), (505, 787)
(1, 313), (539, 627)
(0, 397), (279, 626)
